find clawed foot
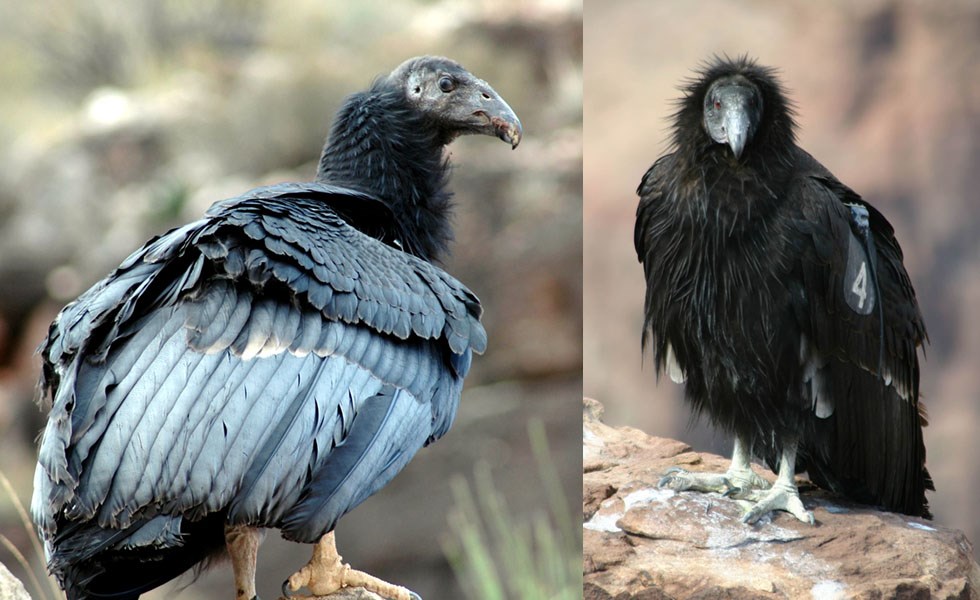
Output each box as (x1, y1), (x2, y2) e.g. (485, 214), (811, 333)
(739, 480), (815, 525)
(658, 465), (770, 498)
(281, 532), (421, 600)
(282, 565), (421, 600)
(659, 466), (813, 524)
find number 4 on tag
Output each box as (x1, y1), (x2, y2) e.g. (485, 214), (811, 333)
(844, 229), (874, 315)
(852, 261), (868, 309)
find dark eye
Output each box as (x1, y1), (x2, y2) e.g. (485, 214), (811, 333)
(438, 77), (456, 93)
(713, 99), (722, 109)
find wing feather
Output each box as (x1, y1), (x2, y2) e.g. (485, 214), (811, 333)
(33, 182), (482, 564)
(796, 176), (925, 403)
(793, 170), (931, 517)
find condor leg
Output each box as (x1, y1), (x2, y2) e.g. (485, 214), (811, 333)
(226, 525), (263, 600)
(741, 435), (815, 524)
(282, 531), (421, 600)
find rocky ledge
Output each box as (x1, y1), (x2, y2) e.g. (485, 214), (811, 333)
(583, 398), (980, 599)
(0, 561), (30, 600)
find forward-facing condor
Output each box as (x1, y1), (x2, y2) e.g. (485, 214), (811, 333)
(32, 56), (521, 600)
(635, 56), (932, 524)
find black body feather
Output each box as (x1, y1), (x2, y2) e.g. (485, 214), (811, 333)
(316, 79), (453, 261)
(635, 56), (932, 517)
(32, 56), (520, 599)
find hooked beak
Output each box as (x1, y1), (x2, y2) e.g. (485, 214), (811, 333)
(464, 79), (522, 149)
(724, 109), (750, 159)
(475, 109), (522, 149)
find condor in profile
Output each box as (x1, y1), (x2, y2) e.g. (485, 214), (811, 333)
(32, 56), (521, 600)
(635, 56), (932, 523)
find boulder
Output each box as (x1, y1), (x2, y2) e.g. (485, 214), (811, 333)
(583, 398), (980, 599)
(0, 561), (31, 600)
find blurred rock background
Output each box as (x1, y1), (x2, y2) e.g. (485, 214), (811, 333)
(584, 0), (980, 559)
(0, 1), (582, 598)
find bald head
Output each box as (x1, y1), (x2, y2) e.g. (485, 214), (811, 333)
(702, 74), (763, 159)
(384, 56), (522, 149)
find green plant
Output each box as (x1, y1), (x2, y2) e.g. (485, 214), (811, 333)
(443, 419), (581, 600)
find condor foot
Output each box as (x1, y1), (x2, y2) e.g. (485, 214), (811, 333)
(739, 480), (815, 525)
(281, 532), (421, 600)
(658, 465), (770, 497)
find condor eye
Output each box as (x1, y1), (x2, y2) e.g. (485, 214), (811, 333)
(713, 99), (722, 109)
(438, 77), (456, 93)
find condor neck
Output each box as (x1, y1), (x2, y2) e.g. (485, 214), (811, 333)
(315, 90), (454, 262)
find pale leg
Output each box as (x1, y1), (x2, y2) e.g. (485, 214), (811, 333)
(741, 436), (815, 524)
(226, 524), (263, 600)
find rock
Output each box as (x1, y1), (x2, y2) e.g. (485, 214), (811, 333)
(583, 398), (980, 599)
(0, 561), (31, 600)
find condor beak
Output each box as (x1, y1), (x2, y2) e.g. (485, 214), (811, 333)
(724, 109), (750, 159)
(493, 112), (523, 149)
(462, 79), (523, 149)
(472, 103), (522, 149)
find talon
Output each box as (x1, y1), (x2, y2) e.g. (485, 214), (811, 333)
(742, 503), (776, 525)
(658, 467), (694, 489)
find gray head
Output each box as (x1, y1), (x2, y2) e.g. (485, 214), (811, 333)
(386, 56), (523, 149)
(702, 74), (763, 159)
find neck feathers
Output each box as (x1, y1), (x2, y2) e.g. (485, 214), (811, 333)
(316, 86), (454, 262)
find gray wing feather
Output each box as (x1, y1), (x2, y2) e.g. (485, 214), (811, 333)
(280, 385), (433, 541)
(33, 183), (481, 547)
(73, 319), (190, 522)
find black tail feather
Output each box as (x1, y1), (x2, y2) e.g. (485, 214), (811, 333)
(56, 512), (227, 599)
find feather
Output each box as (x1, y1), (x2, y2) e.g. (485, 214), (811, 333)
(280, 385), (430, 542)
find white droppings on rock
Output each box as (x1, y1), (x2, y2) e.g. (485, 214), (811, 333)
(908, 522), (937, 532)
(584, 509), (622, 533)
(585, 496), (626, 533)
(811, 580), (846, 599)
(623, 487), (671, 510)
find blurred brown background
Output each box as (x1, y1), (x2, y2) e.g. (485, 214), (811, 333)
(584, 0), (980, 558)
(0, 1), (582, 598)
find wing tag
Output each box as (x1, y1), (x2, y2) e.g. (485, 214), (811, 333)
(844, 205), (875, 315)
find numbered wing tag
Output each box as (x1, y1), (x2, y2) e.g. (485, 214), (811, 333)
(843, 204), (876, 315)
